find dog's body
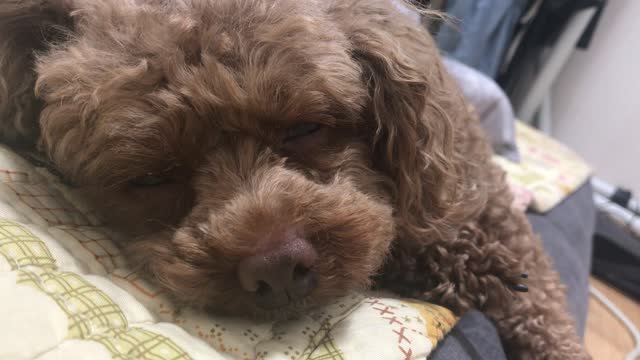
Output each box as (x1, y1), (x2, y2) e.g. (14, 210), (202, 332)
(0, 0), (589, 358)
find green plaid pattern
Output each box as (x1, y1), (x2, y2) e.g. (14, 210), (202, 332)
(302, 322), (345, 360)
(2, 219), (192, 360)
(17, 269), (128, 337)
(0, 219), (56, 270)
(307, 331), (344, 360)
(96, 327), (191, 360)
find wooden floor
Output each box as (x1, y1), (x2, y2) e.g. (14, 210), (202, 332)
(585, 277), (640, 360)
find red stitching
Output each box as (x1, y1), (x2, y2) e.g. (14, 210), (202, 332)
(373, 305), (395, 316)
(393, 327), (411, 345)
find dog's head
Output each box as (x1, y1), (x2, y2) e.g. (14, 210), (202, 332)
(1, 0), (468, 318)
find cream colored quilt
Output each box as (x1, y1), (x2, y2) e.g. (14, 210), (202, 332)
(0, 144), (456, 360)
(0, 122), (591, 360)
(493, 122), (592, 213)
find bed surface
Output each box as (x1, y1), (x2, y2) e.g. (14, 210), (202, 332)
(0, 122), (592, 360)
(0, 144), (456, 360)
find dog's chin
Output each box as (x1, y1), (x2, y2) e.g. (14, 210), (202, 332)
(249, 302), (317, 322)
(202, 297), (320, 322)
(204, 281), (370, 322)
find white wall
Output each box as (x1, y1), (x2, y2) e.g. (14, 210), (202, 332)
(552, 0), (640, 195)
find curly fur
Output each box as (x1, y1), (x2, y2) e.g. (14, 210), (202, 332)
(0, 0), (589, 358)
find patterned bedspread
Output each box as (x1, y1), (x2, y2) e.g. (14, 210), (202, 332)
(0, 121), (590, 360)
(494, 122), (592, 213)
(0, 144), (456, 360)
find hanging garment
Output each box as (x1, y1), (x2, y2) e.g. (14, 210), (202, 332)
(435, 0), (529, 79)
(498, 0), (607, 94)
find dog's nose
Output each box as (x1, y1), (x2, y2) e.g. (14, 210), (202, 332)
(237, 235), (318, 309)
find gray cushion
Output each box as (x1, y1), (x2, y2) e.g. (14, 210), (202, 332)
(429, 182), (595, 359)
(430, 310), (508, 360)
(529, 181), (596, 336)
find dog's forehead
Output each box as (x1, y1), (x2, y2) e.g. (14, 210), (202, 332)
(35, 0), (369, 181)
(174, 3), (367, 130)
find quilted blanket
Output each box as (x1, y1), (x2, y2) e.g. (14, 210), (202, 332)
(0, 144), (456, 360)
(493, 122), (592, 213)
(0, 121), (591, 360)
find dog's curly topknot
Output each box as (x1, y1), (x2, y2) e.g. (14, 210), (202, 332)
(0, 0), (589, 358)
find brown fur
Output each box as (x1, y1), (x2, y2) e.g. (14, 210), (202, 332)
(0, 0), (589, 358)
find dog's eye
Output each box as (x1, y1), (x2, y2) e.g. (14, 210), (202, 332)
(284, 122), (322, 142)
(129, 174), (167, 187)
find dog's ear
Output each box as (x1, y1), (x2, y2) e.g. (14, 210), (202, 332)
(0, 0), (75, 147)
(332, 1), (489, 240)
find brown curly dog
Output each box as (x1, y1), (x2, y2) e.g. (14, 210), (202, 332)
(0, 0), (589, 358)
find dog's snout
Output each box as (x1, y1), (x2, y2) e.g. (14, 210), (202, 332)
(237, 235), (318, 309)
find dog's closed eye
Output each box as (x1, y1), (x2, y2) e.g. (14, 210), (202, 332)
(129, 174), (167, 187)
(281, 122), (329, 155)
(283, 122), (323, 143)
(128, 164), (184, 187)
